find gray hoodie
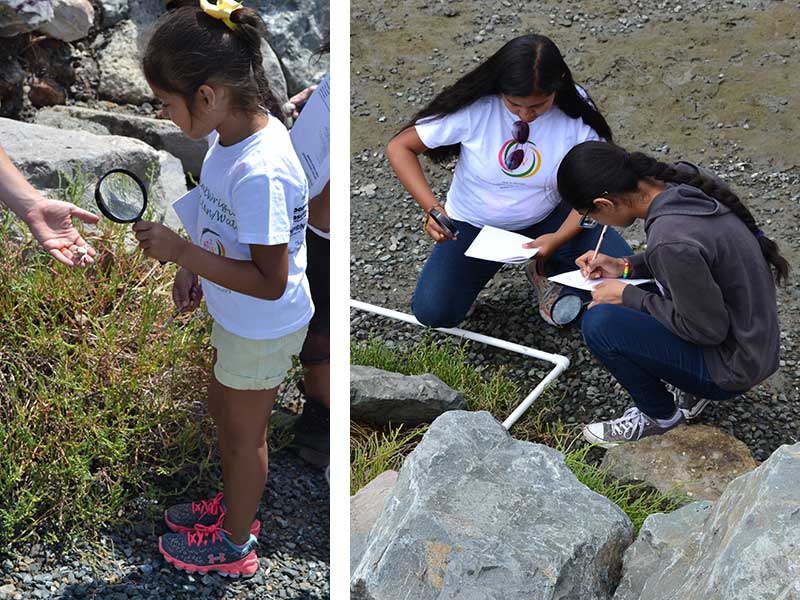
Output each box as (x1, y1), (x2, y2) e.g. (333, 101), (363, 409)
(621, 162), (780, 391)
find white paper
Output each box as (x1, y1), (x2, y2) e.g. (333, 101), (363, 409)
(464, 225), (540, 264)
(172, 186), (201, 244)
(289, 73), (330, 198)
(549, 269), (653, 291)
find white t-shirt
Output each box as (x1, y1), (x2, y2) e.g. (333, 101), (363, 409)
(415, 93), (602, 230)
(191, 117), (313, 340)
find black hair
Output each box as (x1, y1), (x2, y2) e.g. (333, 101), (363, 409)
(397, 34), (612, 163)
(142, 5), (285, 125)
(557, 141), (790, 285)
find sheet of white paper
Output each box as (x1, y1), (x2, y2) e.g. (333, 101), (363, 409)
(289, 73), (330, 198)
(172, 186), (201, 244)
(549, 269), (653, 291)
(464, 225), (540, 264)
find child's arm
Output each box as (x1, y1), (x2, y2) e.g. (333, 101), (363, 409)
(132, 220), (287, 300)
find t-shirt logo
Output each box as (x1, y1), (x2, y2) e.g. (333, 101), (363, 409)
(497, 139), (543, 178)
(200, 227), (227, 257)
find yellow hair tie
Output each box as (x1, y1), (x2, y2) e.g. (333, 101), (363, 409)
(199, 0), (243, 31)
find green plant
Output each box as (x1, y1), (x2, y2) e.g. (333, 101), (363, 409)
(350, 421), (427, 495)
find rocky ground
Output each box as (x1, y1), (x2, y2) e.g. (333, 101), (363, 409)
(350, 0), (800, 462)
(0, 449), (329, 600)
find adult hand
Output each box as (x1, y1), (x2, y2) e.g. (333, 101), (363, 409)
(173, 266), (203, 312)
(576, 251), (624, 280)
(24, 199), (100, 267)
(588, 280), (628, 308)
(425, 205), (456, 243)
(523, 233), (560, 261)
(132, 220), (188, 263)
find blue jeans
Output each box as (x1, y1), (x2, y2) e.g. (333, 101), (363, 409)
(582, 304), (743, 419)
(411, 202), (632, 328)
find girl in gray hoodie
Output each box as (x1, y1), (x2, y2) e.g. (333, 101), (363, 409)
(556, 140), (788, 448)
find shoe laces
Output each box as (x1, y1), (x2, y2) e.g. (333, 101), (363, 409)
(191, 492), (224, 518)
(609, 407), (649, 441)
(187, 516), (230, 547)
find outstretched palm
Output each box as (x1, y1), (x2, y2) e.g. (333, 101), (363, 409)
(25, 199), (100, 267)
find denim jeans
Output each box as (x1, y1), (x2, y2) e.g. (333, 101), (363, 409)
(582, 304), (742, 419)
(411, 202), (632, 328)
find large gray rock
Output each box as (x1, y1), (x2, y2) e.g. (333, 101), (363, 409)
(350, 365), (467, 426)
(600, 424), (758, 501)
(614, 442), (800, 600)
(352, 411), (635, 600)
(96, 19), (153, 104)
(98, 0), (129, 27)
(351, 470), (398, 576)
(38, 0), (94, 42)
(0, 0), (54, 37)
(254, 0), (329, 94)
(0, 117), (185, 228)
(261, 38), (288, 107)
(34, 106), (207, 177)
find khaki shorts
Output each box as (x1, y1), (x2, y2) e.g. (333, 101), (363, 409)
(210, 321), (308, 391)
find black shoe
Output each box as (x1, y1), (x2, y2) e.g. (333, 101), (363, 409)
(289, 383), (329, 469)
(670, 386), (711, 421)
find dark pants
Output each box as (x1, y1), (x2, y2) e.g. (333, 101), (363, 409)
(582, 304), (742, 419)
(299, 228), (329, 365)
(411, 202), (632, 328)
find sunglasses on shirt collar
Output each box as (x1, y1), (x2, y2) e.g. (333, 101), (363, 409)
(504, 120), (530, 170)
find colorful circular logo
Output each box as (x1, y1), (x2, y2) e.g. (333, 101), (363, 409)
(498, 140), (542, 178)
(200, 228), (226, 257)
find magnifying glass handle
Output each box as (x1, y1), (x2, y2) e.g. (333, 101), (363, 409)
(160, 305), (182, 331)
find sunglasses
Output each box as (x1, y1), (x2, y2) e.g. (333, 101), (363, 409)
(504, 120), (530, 170)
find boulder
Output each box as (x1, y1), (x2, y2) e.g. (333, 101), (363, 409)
(34, 106), (207, 177)
(261, 38), (289, 107)
(0, 0), (54, 37)
(351, 470), (398, 576)
(96, 19), (153, 104)
(350, 365), (466, 426)
(613, 442), (800, 600)
(254, 0), (329, 94)
(600, 424), (758, 501)
(38, 0), (94, 42)
(98, 0), (129, 27)
(0, 117), (185, 229)
(352, 411), (634, 600)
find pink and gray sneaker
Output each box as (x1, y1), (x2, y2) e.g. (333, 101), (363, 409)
(164, 492), (260, 537)
(524, 258), (562, 327)
(159, 516), (259, 577)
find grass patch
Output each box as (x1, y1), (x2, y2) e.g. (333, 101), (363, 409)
(0, 173), (289, 550)
(351, 337), (687, 532)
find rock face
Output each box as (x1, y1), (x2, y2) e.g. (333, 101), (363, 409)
(255, 0), (329, 94)
(96, 19), (153, 104)
(261, 38), (289, 107)
(351, 470), (398, 576)
(0, 0), (54, 38)
(613, 442), (800, 600)
(38, 0), (94, 42)
(352, 411), (634, 600)
(0, 117), (185, 228)
(600, 424), (758, 501)
(350, 365), (467, 426)
(34, 106), (208, 177)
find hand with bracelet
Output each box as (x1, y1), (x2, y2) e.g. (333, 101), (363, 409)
(423, 202), (457, 243)
(576, 251), (631, 280)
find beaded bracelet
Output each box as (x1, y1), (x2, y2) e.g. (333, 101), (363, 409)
(622, 258), (631, 279)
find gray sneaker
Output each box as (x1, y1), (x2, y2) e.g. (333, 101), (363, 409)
(582, 406), (685, 449)
(673, 388), (711, 421)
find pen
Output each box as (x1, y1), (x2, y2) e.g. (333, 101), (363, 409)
(587, 225), (608, 280)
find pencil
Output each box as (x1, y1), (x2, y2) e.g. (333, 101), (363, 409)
(586, 225), (608, 280)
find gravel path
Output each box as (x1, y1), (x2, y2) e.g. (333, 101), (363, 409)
(0, 446), (329, 599)
(350, 0), (800, 462)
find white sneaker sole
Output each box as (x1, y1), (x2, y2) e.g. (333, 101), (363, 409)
(582, 425), (620, 449)
(681, 398), (711, 421)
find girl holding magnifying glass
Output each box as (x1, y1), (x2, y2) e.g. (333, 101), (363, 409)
(557, 141), (787, 448)
(387, 33), (632, 328)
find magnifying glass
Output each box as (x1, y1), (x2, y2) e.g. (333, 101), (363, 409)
(550, 293), (590, 327)
(428, 207), (460, 238)
(94, 168), (148, 223)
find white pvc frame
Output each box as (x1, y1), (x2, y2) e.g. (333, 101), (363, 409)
(350, 300), (570, 430)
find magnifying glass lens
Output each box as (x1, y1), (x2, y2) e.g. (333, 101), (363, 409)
(552, 294), (584, 326)
(95, 170), (147, 223)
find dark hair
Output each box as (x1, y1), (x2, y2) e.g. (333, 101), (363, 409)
(143, 5), (285, 125)
(397, 34), (612, 163)
(557, 141), (790, 285)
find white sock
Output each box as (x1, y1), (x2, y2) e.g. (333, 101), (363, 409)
(653, 409), (682, 427)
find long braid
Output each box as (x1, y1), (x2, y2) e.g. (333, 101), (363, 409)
(627, 152), (790, 285)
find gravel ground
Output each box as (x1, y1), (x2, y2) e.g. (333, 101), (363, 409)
(0, 445), (329, 599)
(350, 0), (800, 462)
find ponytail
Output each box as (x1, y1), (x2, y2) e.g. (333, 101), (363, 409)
(557, 141), (790, 286)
